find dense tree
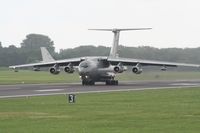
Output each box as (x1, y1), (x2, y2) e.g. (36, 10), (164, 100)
(21, 34), (55, 51)
(20, 34), (55, 63)
(1, 33), (200, 68)
(0, 45), (25, 66)
(59, 45), (110, 58)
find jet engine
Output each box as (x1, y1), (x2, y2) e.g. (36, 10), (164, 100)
(64, 66), (74, 73)
(161, 66), (167, 71)
(49, 67), (60, 75)
(132, 66), (143, 74)
(33, 67), (40, 71)
(114, 66), (124, 73)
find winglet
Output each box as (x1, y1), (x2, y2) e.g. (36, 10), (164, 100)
(40, 47), (55, 62)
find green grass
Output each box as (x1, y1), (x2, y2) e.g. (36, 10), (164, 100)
(1, 69), (200, 84)
(0, 70), (80, 84)
(0, 88), (200, 133)
(116, 71), (200, 81)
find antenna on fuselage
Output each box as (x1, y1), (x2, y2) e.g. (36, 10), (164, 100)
(88, 28), (152, 58)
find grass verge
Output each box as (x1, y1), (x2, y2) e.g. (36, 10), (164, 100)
(0, 88), (200, 133)
(0, 70), (80, 84)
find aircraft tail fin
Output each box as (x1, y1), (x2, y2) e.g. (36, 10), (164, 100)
(40, 47), (55, 62)
(89, 28), (152, 58)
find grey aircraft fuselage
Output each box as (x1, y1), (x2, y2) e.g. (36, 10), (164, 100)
(78, 58), (114, 83)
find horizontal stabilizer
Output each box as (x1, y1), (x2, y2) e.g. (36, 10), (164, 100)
(88, 28), (152, 32)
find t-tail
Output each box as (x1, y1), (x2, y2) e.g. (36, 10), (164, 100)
(89, 28), (152, 58)
(40, 47), (55, 62)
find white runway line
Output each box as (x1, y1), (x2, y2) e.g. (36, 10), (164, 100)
(36, 89), (64, 92)
(170, 83), (200, 86)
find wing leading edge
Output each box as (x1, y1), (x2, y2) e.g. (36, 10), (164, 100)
(9, 58), (82, 69)
(108, 57), (200, 68)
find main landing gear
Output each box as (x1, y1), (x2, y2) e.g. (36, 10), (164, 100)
(82, 80), (95, 85)
(105, 80), (118, 85)
(81, 79), (118, 86)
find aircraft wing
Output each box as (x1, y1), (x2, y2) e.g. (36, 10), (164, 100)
(9, 57), (83, 69)
(108, 57), (200, 68)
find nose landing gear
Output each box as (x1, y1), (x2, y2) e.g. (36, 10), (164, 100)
(82, 80), (95, 85)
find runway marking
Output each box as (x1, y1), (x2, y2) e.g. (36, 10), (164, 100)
(170, 83), (200, 86)
(0, 87), (20, 90)
(36, 89), (64, 92)
(39, 86), (69, 89)
(1, 85), (200, 99)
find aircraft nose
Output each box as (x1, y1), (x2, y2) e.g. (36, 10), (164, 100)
(78, 68), (86, 75)
(78, 60), (97, 76)
(78, 61), (90, 75)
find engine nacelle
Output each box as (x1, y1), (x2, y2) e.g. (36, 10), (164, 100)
(114, 66), (124, 73)
(49, 67), (60, 75)
(33, 67), (40, 71)
(132, 66), (143, 74)
(161, 66), (167, 71)
(64, 66), (74, 73)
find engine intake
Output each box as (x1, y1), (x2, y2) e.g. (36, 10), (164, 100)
(64, 66), (74, 73)
(49, 67), (60, 75)
(132, 66), (142, 74)
(114, 66), (124, 73)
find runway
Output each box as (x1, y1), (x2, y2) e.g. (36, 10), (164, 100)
(0, 80), (200, 98)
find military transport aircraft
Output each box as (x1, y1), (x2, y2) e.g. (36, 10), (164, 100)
(9, 28), (200, 85)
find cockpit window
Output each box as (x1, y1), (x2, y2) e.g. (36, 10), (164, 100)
(80, 62), (88, 68)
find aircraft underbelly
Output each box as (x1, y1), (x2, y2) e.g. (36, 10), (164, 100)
(89, 69), (115, 81)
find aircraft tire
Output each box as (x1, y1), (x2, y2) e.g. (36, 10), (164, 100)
(114, 80), (118, 85)
(82, 80), (86, 85)
(106, 80), (118, 85)
(82, 80), (95, 85)
(105, 80), (111, 85)
(89, 80), (95, 85)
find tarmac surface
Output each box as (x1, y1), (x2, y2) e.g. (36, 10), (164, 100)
(0, 80), (200, 98)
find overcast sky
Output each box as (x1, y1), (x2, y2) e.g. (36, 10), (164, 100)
(1, 0), (200, 51)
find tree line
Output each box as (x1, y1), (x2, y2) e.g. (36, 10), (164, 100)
(1, 34), (200, 67)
